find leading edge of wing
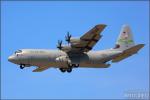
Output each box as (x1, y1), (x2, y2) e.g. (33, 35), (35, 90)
(77, 24), (106, 52)
(80, 24), (107, 40)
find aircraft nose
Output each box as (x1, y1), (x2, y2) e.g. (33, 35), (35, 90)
(8, 56), (16, 63)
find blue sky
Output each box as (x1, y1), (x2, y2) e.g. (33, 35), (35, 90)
(1, 1), (149, 99)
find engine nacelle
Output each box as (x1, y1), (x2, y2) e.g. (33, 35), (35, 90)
(56, 56), (71, 63)
(70, 38), (81, 45)
(61, 45), (71, 52)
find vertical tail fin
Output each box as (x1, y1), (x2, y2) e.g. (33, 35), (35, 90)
(114, 25), (135, 50)
(112, 25), (145, 62)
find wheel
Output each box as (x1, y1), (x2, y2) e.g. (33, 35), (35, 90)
(68, 63), (73, 67)
(71, 64), (76, 67)
(67, 68), (72, 73)
(75, 64), (79, 67)
(20, 65), (24, 69)
(71, 64), (79, 68)
(59, 68), (66, 73)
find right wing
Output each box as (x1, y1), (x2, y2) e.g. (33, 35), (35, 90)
(70, 24), (107, 53)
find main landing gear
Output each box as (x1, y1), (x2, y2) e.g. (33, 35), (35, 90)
(59, 64), (79, 73)
(59, 68), (72, 73)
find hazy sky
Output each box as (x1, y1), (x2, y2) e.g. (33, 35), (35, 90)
(1, 1), (149, 99)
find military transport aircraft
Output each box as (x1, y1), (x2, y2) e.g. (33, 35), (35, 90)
(8, 24), (144, 73)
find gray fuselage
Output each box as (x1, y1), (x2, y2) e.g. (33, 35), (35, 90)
(8, 49), (122, 69)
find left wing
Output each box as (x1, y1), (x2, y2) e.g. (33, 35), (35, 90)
(32, 66), (50, 72)
(70, 24), (106, 53)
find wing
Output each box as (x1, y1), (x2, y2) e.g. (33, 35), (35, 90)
(32, 66), (50, 72)
(79, 63), (110, 68)
(71, 24), (106, 53)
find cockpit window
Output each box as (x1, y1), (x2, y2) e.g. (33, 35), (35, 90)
(15, 50), (22, 54)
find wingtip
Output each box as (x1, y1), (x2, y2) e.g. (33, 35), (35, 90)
(95, 24), (107, 29)
(97, 24), (107, 26)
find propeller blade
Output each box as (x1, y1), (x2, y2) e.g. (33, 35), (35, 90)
(65, 32), (72, 43)
(57, 40), (63, 50)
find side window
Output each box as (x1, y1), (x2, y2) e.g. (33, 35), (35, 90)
(15, 50), (22, 54)
(15, 50), (22, 56)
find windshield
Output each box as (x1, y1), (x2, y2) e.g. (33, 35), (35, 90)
(15, 50), (22, 54)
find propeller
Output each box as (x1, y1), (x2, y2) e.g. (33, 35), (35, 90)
(65, 32), (72, 43)
(57, 40), (63, 50)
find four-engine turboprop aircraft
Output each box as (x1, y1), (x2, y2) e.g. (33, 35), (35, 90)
(8, 24), (144, 73)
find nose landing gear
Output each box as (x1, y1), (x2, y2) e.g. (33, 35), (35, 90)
(20, 64), (25, 69)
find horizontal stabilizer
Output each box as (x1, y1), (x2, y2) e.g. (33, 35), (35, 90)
(112, 44), (144, 62)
